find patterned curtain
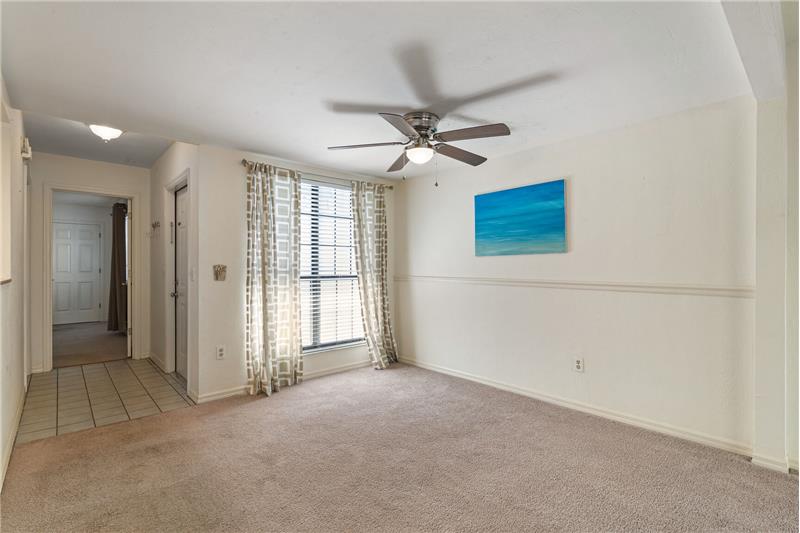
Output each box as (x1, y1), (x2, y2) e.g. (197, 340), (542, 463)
(352, 181), (398, 369)
(245, 162), (303, 395)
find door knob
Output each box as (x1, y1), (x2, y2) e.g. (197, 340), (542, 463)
(169, 291), (178, 298)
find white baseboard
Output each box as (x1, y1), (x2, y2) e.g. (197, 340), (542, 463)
(398, 357), (753, 458)
(789, 457), (798, 471)
(148, 353), (168, 373)
(305, 360), (371, 380)
(752, 454), (790, 473)
(195, 385), (249, 404)
(195, 360), (371, 404)
(1, 381), (26, 492)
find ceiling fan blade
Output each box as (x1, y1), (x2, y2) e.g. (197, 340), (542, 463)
(379, 113), (420, 139)
(435, 143), (487, 166)
(387, 151), (409, 172)
(328, 141), (407, 150)
(435, 123), (510, 142)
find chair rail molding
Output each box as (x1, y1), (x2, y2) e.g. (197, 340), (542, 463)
(394, 275), (755, 299)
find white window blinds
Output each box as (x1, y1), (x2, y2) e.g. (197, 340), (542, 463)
(300, 180), (364, 350)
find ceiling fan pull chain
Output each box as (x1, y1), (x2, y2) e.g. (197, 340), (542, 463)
(434, 150), (439, 188)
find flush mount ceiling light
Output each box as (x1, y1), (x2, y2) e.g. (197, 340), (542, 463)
(89, 124), (123, 142)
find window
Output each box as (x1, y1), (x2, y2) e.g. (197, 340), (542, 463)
(300, 180), (364, 351)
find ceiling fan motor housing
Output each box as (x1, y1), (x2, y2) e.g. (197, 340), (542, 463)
(403, 111), (440, 137)
(327, 110), (508, 171)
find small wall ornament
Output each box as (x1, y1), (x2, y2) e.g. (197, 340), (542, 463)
(213, 264), (227, 281)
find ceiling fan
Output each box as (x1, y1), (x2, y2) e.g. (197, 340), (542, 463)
(328, 111), (510, 172)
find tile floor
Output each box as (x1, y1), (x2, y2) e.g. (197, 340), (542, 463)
(16, 359), (193, 445)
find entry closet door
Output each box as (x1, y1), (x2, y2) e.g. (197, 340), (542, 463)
(53, 222), (102, 324)
(175, 186), (189, 379)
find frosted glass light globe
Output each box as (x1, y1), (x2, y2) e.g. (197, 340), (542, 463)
(406, 146), (434, 164)
(89, 124), (123, 142)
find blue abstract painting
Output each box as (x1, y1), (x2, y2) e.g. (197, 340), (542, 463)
(474, 179), (566, 256)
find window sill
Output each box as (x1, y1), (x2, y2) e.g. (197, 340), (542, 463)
(303, 340), (367, 356)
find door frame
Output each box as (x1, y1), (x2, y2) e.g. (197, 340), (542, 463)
(42, 183), (142, 371)
(172, 183), (188, 378)
(161, 169), (190, 377)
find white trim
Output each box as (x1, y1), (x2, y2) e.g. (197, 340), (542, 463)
(303, 340), (367, 356)
(304, 360), (371, 380)
(1, 379), (26, 492)
(302, 175), (351, 191)
(161, 168), (190, 377)
(398, 357), (753, 458)
(788, 457), (799, 470)
(42, 183), (146, 371)
(195, 385), (248, 404)
(147, 352), (168, 373)
(751, 454), (790, 473)
(195, 361), (371, 404)
(395, 275), (755, 299)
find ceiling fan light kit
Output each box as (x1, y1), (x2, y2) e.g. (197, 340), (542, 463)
(405, 139), (434, 164)
(328, 110), (510, 173)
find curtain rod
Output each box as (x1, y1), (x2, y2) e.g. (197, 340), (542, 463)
(241, 158), (394, 190)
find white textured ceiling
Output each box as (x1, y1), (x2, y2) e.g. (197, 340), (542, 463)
(24, 113), (172, 168)
(2, 2), (750, 178)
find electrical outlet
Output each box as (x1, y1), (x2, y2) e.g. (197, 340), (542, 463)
(216, 345), (225, 360)
(573, 357), (584, 373)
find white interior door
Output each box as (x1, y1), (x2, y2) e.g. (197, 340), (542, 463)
(175, 186), (189, 379)
(53, 222), (102, 324)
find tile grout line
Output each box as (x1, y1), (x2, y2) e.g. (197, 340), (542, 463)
(146, 359), (193, 405)
(80, 365), (97, 429)
(101, 362), (132, 421)
(117, 361), (163, 414)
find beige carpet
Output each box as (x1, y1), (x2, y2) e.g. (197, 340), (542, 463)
(53, 322), (127, 368)
(1, 364), (796, 532)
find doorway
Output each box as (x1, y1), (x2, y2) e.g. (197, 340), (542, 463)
(51, 192), (131, 368)
(173, 185), (189, 381)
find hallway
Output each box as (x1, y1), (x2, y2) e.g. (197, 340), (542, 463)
(53, 322), (127, 368)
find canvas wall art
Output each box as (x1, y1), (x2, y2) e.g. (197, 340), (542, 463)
(474, 179), (567, 256)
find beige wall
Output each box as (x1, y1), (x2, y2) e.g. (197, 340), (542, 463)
(153, 145), (393, 401)
(148, 142), (199, 396)
(28, 153), (151, 372)
(195, 145), (396, 400)
(0, 81), (28, 489)
(395, 96), (758, 454)
(784, 29), (798, 470)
